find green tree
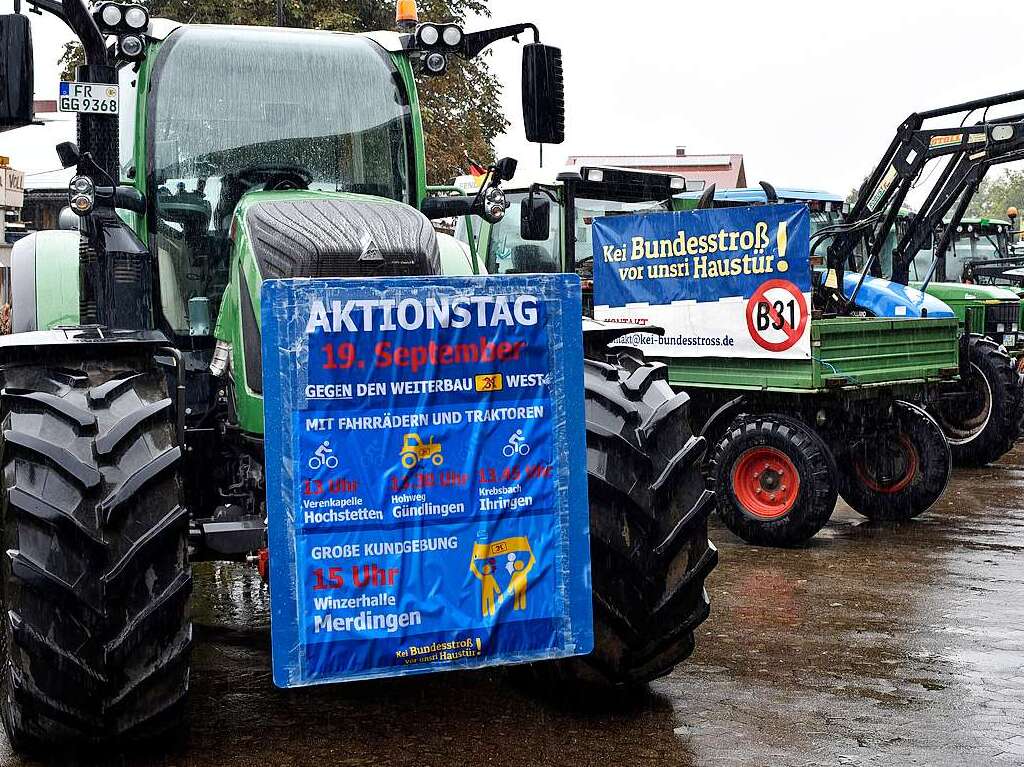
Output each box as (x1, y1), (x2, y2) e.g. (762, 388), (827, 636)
(60, 0), (508, 183)
(965, 168), (1024, 220)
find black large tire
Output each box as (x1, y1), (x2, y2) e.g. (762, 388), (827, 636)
(0, 356), (191, 751)
(836, 401), (951, 521)
(708, 414), (838, 548)
(531, 353), (716, 685)
(929, 336), (1022, 467)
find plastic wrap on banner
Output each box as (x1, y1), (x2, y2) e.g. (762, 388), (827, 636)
(262, 275), (593, 688)
(591, 204), (812, 360)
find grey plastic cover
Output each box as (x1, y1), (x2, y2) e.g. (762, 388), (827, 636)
(245, 198), (441, 280)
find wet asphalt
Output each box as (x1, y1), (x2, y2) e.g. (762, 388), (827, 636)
(5, 446), (1024, 767)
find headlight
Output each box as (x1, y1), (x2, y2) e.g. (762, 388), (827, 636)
(423, 51), (448, 75)
(484, 186), (507, 221)
(119, 34), (145, 59)
(997, 323), (1006, 333)
(124, 6), (149, 29)
(100, 3), (123, 27)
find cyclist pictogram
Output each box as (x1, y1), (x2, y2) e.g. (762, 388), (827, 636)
(502, 429), (531, 457)
(308, 440), (339, 470)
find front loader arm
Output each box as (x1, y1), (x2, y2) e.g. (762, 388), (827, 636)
(833, 88), (1024, 299)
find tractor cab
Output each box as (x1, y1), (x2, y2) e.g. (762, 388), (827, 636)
(871, 209), (1024, 347)
(458, 165), (687, 314)
(142, 25), (425, 338)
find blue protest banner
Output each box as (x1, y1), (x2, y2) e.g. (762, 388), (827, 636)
(262, 275), (593, 687)
(592, 204), (812, 360)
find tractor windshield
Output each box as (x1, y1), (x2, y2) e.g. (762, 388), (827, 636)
(149, 26), (413, 334)
(484, 192), (561, 274)
(573, 198), (670, 272)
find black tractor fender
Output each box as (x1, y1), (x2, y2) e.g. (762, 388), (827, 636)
(698, 395), (749, 446)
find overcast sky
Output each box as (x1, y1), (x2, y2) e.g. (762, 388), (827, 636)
(6, 0), (1024, 198)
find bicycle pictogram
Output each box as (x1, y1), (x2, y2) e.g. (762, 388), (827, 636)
(308, 440), (339, 470)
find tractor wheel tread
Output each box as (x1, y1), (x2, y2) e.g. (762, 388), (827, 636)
(95, 398), (172, 456)
(0, 357), (191, 750)
(709, 414), (837, 547)
(101, 505), (188, 588)
(527, 353), (714, 686)
(7, 486), (103, 548)
(105, 570), (192, 664)
(8, 549), (101, 615)
(9, 610), (107, 687)
(87, 373), (145, 407)
(98, 446), (182, 525)
(1, 430), (101, 488)
(0, 391), (97, 431)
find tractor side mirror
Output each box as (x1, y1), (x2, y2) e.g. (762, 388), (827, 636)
(56, 141), (81, 169)
(0, 15), (35, 132)
(520, 195), (551, 241)
(522, 43), (564, 145)
(494, 156), (518, 183)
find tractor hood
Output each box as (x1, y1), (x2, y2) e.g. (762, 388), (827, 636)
(215, 190), (443, 433)
(843, 273), (955, 318)
(913, 281), (1021, 305)
(232, 190), (440, 279)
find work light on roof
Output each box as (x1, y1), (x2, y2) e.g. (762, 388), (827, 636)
(417, 23), (440, 46)
(441, 24), (463, 47)
(669, 176), (686, 191)
(99, 3), (122, 27)
(124, 5), (149, 29)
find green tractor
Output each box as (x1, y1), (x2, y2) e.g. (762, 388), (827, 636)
(912, 214), (1024, 336)
(0, 2), (716, 751)
(827, 92), (1024, 466)
(458, 168), (958, 548)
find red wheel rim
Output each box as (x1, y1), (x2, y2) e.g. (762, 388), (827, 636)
(731, 447), (801, 520)
(853, 434), (918, 494)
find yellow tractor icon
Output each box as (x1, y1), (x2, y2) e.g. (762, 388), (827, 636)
(400, 433), (444, 469)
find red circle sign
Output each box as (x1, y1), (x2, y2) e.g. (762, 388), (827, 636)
(745, 280), (809, 352)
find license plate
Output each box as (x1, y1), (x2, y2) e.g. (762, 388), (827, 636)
(1003, 334), (1017, 348)
(58, 81), (118, 115)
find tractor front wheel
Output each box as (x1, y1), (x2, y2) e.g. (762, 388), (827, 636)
(0, 355), (191, 751)
(529, 352), (717, 685)
(708, 414), (837, 547)
(837, 401), (951, 521)
(928, 336), (1022, 467)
